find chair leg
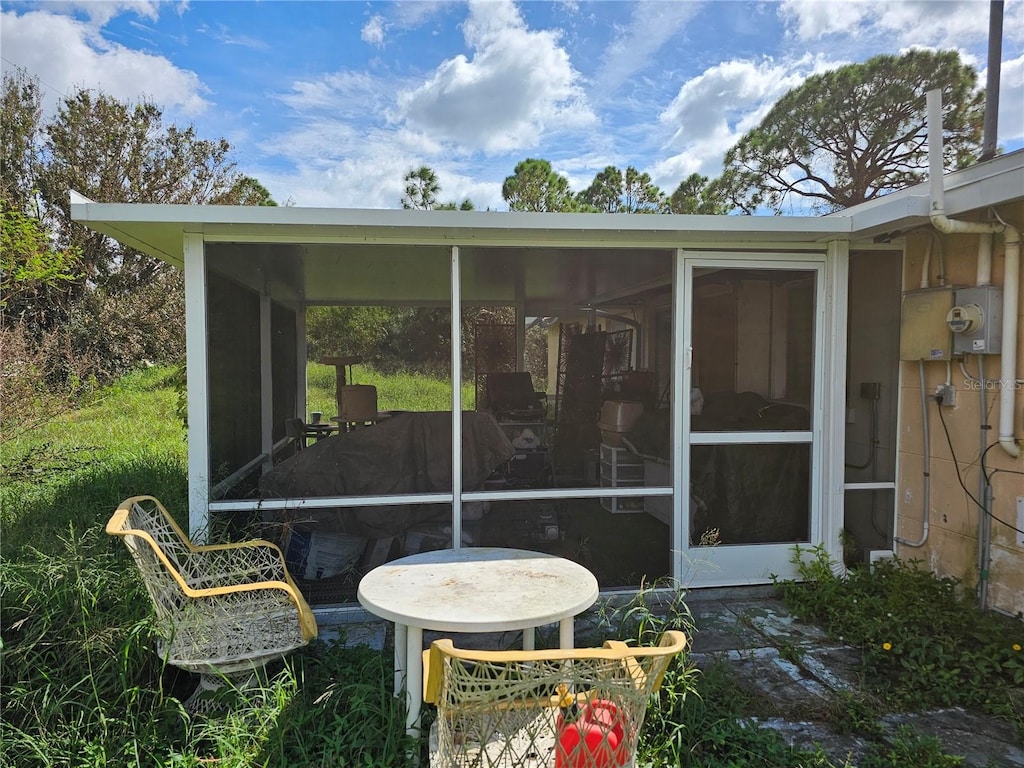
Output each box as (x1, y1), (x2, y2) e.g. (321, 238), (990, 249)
(184, 670), (260, 714)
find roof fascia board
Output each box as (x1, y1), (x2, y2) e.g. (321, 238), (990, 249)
(200, 231), (842, 250)
(71, 192), (852, 251)
(842, 149), (1024, 238)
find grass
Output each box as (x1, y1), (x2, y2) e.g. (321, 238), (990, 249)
(0, 365), (1009, 767)
(305, 362), (476, 418)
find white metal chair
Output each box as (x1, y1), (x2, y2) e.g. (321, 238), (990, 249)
(107, 495), (318, 711)
(423, 630), (687, 767)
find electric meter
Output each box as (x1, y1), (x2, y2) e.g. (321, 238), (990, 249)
(949, 286), (1002, 355)
(946, 303), (983, 334)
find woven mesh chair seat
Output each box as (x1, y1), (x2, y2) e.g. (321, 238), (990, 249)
(423, 631), (686, 768)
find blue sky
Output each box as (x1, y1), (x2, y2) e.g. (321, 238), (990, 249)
(2, 0), (1023, 210)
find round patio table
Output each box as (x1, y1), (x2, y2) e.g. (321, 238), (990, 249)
(357, 546), (599, 736)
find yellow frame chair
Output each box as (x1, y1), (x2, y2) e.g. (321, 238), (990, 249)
(107, 495), (317, 710)
(423, 630), (687, 767)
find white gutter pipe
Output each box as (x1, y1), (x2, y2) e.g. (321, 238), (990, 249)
(997, 219), (1021, 457)
(977, 233), (993, 286)
(926, 89), (1020, 458)
(927, 91), (1004, 237)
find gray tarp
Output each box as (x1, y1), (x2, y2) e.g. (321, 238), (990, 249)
(259, 411), (515, 537)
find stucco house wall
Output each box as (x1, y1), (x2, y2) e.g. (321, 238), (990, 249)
(896, 201), (1024, 617)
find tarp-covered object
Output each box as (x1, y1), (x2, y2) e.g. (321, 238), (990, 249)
(259, 412), (515, 537)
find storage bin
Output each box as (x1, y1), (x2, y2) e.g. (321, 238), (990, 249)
(598, 400), (643, 446)
(599, 400), (644, 430)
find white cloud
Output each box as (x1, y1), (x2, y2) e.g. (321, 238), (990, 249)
(593, 0), (702, 98)
(0, 9), (208, 116)
(653, 54), (839, 181)
(989, 52), (1024, 144)
(392, 0), (450, 28)
(362, 15), (387, 46)
(780, 0), (1024, 48)
(196, 22), (270, 50)
(278, 71), (392, 119)
(252, 122), (504, 210)
(38, 0), (163, 27)
(396, 0), (596, 154)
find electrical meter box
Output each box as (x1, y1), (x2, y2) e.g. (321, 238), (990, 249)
(950, 285), (1002, 355)
(900, 287), (955, 361)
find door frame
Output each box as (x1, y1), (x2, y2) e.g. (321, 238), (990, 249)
(671, 246), (847, 586)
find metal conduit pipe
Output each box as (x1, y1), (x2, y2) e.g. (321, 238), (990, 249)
(920, 235), (933, 288)
(978, 355), (992, 609)
(896, 360), (931, 547)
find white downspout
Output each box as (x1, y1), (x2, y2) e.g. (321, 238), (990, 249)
(977, 233), (993, 286)
(996, 218), (1021, 457)
(926, 89), (1020, 458)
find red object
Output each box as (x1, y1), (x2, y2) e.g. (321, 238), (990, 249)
(555, 700), (628, 768)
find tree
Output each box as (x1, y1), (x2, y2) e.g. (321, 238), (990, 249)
(0, 70), (42, 211)
(577, 166), (668, 213)
(37, 89), (247, 295)
(1, 72), (274, 388)
(622, 167), (667, 213)
(577, 166), (622, 212)
(402, 166), (440, 210)
(668, 173), (729, 215)
(501, 158), (575, 212)
(211, 176), (277, 206)
(1, 203), (79, 325)
(437, 198), (475, 211)
(719, 49), (984, 213)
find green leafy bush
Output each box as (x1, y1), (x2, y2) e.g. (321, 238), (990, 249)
(775, 545), (1024, 717)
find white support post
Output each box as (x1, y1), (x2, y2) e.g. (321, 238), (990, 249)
(184, 233), (210, 541)
(515, 271), (526, 370)
(296, 304), (308, 418)
(823, 240), (850, 567)
(672, 249), (687, 580)
(450, 246), (463, 549)
(260, 290), (274, 471)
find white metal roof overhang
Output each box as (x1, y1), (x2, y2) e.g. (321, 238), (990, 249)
(69, 191), (854, 309)
(833, 148), (1024, 239)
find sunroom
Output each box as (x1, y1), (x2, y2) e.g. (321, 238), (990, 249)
(71, 195), (907, 608)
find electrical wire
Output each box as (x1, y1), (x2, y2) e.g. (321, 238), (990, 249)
(936, 400), (1024, 537)
(981, 441), (1024, 484)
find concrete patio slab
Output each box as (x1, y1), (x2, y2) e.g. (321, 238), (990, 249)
(880, 708), (1024, 767)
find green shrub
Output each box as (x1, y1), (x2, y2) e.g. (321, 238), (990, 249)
(775, 545), (1024, 718)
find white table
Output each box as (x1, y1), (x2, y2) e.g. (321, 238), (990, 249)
(357, 547), (600, 736)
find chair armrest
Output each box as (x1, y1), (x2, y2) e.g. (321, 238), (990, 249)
(423, 644), (442, 704)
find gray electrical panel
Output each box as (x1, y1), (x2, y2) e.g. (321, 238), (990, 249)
(950, 286), (1002, 355)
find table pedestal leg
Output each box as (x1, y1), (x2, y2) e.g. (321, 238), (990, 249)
(522, 627), (535, 650)
(394, 623), (408, 697)
(405, 625), (424, 737)
(559, 617), (574, 649)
